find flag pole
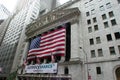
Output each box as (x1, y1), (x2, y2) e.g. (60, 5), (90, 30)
(79, 47), (91, 80)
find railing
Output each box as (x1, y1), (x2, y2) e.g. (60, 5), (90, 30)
(18, 74), (72, 80)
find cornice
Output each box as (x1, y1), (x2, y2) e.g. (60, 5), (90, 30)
(25, 8), (80, 39)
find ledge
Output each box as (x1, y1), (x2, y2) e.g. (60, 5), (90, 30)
(58, 58), (82, 65)
(18, 74), (72, 78)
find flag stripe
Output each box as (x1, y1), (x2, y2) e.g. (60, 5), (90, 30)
(41, 28), (65, 38)
(28, 51), (65, 59)
(29, 42), (65, 53)
(27, 27), (66, 60)
(41, 33), (65, 43)
(28, 47), (65, 56)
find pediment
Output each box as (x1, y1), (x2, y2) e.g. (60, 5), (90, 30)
(25, 8), (80, 39)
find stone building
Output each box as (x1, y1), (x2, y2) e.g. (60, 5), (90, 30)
(0, 0), (41, 79)
(17, 0), (83, 80)
(0, 0), (120, 80)
(17, 0), (120, 80)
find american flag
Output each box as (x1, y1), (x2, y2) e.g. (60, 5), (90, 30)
(27, 27), (66, 60)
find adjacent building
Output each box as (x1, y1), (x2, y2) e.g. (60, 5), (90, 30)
(0, 4), (10, 20)
(0, 0), (42, 79)
(0, 16), (13, 45)
(81, 0), (120, 80)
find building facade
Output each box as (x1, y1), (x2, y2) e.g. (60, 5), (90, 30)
(0, 0), (43, 79)
(80, 0), (120, 80)
(0, 16), (13, 46)
(17, 0), (120, 80)
(0, 4), (10, 20)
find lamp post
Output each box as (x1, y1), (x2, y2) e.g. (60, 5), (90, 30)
(79, 47), (91, 80)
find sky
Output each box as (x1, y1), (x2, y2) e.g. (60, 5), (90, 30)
(59, 0), (70, 4)
(0, 0), (18, 12)
(0, 0), (70, 13)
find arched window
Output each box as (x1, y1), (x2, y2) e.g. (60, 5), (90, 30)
(116, 67), (120, 80)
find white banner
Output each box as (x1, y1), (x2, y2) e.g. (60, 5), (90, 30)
(25, 63), (57, 73)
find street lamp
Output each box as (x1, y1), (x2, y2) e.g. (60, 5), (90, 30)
(79, 47), (91, 80)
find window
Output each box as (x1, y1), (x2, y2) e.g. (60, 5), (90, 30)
(64, 67), (69, 74)
(96, 67), (102, 74)
(46, 57), (51, 63)
(91, 9), (95, 14)
(118, 45), (120, 54)
(106, 2), (112, 9)
(109, 11), (114, 18)
(86, 12), (90, 16)
(40, 58), (44, 63)
(99, 5), (104, 11)
(87, 19), (91, 25)
(104, 22), (109, 28)
(88, 27), (92, 33)
(94, 25), (99, 31)
(91, 50), (96, 58)
(117, 0), (120, 3)
(102, 14), (107, 20)
(106, 34), (112, 41)
(55, 56), (61, 62)
(114, 32), (120, 39)
(85, 2), (88, 7)
(111, 19), (117, 26)
(89, 38), (94, 45)
(98, 49), (103, 57)
(96, 37), (101, 44)
(109, 46), (116, 55)
(93, 17), (97, 23)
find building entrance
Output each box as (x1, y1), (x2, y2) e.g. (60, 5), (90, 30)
(116, 67), (120, 80)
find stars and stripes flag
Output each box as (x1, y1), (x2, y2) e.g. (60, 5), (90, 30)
(27, 27), (66, 61)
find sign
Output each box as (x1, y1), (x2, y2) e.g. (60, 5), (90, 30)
(25, 63), (57, 73)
